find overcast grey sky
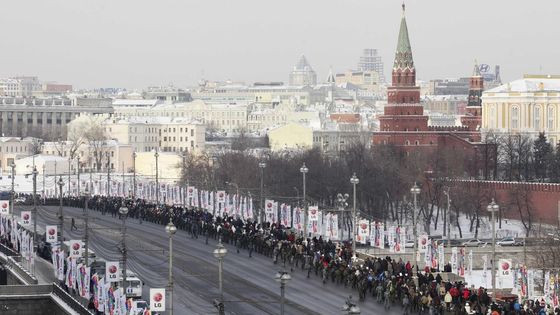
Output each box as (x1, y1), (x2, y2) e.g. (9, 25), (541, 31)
(1, 0), (557, 89)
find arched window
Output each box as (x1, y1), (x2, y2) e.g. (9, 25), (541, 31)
(511, 106), (519, 129)
(534, 106), (541, 129)
(415, 140), (420, 146)
(404, 140), (410, 146)
(548, 106), (555, 130)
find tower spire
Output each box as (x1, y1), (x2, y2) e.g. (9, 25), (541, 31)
(472, 59), (481, 77)
(393, 3), (414, 70)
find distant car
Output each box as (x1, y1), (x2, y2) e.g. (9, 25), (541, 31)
(496, 237), (516, 246)
(404, 240), (415, 248)
(462, 239), (486, 247)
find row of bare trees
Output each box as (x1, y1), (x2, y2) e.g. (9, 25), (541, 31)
(482, 131), (560, 182)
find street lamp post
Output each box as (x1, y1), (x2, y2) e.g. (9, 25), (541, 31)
(106, 152), (111, 198)
(275, 270), (291, 315)
(119, 206), (129, 291)
(155, 150), (159, 208)
(77, 157), (80, 197)
(83, 185), (90, 266)
(258, 162), (266, 224)
(165, 221), (177, 315)
(336, 193), (349, 240)
(350, 173), (359, 259)
(410, 183), (421, 273)
(132, 152), (137, 199)
(10, 163), (15, 217)
(213, 238), (227, 315)
(300, 163), (309, 237)
(32, 166), (38, 270)
(443, 189), (451, 251)
(487, 199), (499, 292)
(58, 177), (64, 243)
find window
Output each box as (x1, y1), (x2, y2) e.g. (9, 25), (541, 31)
(534, 106), (541, 129)
(511, 106), (519, 129)
(415, 140), (420, 146)
(548, 106), (555, 130)
(404, 140), (410, 146)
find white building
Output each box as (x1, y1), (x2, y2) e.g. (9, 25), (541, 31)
(482, 74), (560, 144)
(103, 117), (205, 153)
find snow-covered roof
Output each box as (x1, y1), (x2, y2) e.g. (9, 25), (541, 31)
(112, 99), (160, 107)
(17, 154), (68, 163)
(485, 75), (560, 93)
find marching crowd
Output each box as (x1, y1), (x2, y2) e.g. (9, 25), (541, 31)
(39, 195), (560, 315)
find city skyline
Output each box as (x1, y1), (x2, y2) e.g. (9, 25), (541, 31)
(0, 0), (558, 89)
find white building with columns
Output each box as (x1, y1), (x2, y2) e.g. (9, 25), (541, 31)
(482, 75), (560, 144)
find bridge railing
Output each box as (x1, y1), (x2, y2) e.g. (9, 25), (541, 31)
(52, 284), (94, 315)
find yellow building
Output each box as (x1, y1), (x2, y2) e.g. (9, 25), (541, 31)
(335, 70), (381, 94)
(482, 75), (560, 144)
(268, 123), (313, 151)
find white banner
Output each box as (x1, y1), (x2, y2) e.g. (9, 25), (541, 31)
(418, 234), (429, 253)
(217, 191), (226, 204)
(105, 261), (121, 283)
(357, 219), (369, 244)
(46, 225), (57, 244)
(499, 259), (512, 278)
(0, 201), (9, 215)
(150, 288), (166, 312)
(308, 206), (319, 222)
(451, 247), (458, 274)
(69, 240), (83, 258)
(21, 211), (31, 226)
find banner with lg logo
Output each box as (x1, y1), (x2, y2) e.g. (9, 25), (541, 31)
(21, 211), (31, 226)
(69, 240), (82, 258)
(105, 261), (120, 283)
(150, 288), (166, 312)
(46, 225), (57, 244)
(0, 201), (9, 215)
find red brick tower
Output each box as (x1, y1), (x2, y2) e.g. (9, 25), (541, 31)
(377, 4), (428, 136)
(461, 61), (483, 140)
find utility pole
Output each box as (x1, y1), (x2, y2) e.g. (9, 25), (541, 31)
(32, 166), (38, 271)
(84, 182), (90, 266)
(165, 221), (177, 315)
(487, 199), (499, 292)
(411, 183), (421, 274)
(132, 152), (136, 199)
(300, 163), (308, 237)
(10, 163), (15, 217)
(106, 152), (110, 197)
(58, 177), (64, 243)
(182, 152), (186, 210)
(350, 173), (359, 259)
(119, 207), (129, 292)
(77, 157), (80, 197)
(42, 167), (45, 201)
(155, 150), (159, 209)
(122, 161), (125, 198)
(68, 156), (71, 197)
(259, 162), (266, 224)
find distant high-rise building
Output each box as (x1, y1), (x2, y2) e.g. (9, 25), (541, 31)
(289, 55), (317, 86)
(357, 49), (385, 83)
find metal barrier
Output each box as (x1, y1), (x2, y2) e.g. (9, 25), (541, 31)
(0, 243), (18, 257)
(52, 284), (94, 315)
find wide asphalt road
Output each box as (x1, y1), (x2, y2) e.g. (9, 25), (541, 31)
(28, 205), (402, 315)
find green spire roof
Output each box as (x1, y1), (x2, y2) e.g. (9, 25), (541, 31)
(393, 4), (414, 70)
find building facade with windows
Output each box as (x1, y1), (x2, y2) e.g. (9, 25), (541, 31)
(482, 75), (560, 144)
(103, 117), (205, 153)
(0, 97), (113, 140)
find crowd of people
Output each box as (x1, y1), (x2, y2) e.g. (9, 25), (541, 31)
(37, 195), (560, 315)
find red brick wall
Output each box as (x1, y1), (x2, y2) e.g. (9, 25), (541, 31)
(446, 180), (560, 225)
